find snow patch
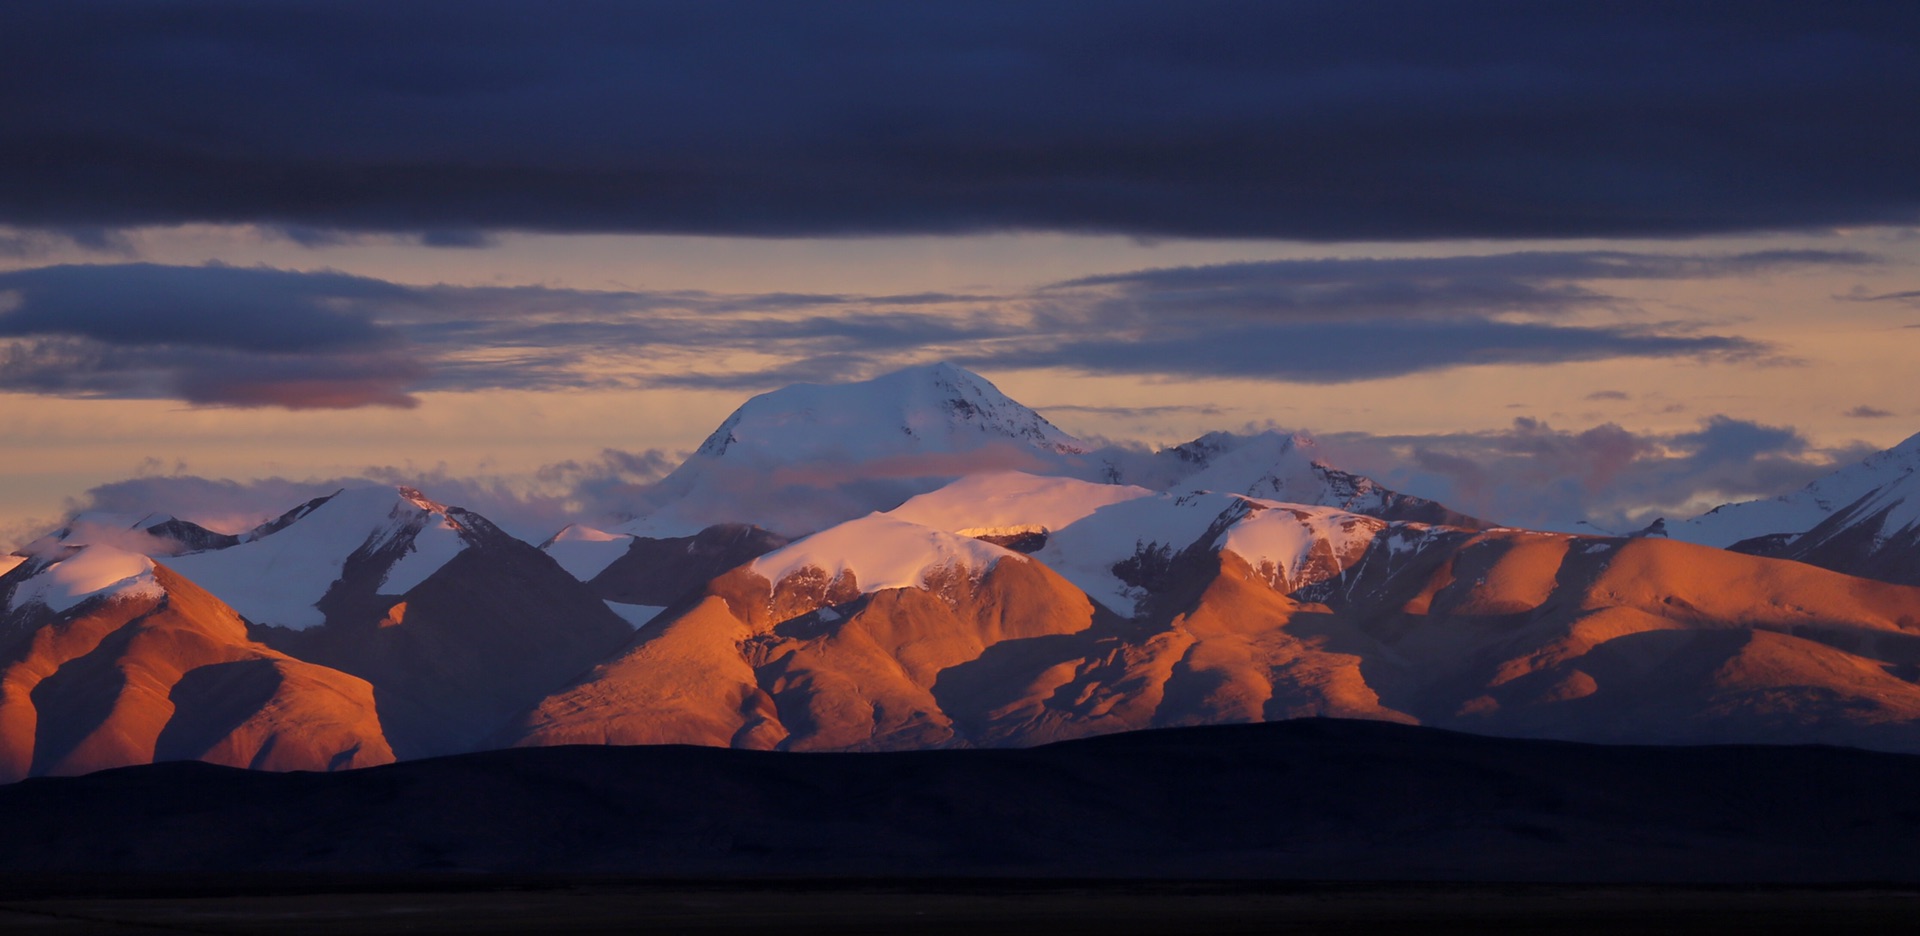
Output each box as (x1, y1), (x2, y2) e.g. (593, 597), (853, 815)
(1216, 500), (1384, 589)
(7, 545), (162, 614)
(886, 471), (1152, 537)
(604, 601), (666, 629)
(1037, 490), (1243, 616)
(381, 513), (469, 595)
(1671, 433), (1920, 547)
(1175, 432), (1321, 498)
(750, 513), (1019, 594)
(169, 485), (473, 630)
(543, 524), (635, 581)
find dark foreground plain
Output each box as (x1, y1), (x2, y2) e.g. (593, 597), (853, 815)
(6, 719), (1920, 880)
(4, 720), (1920, 931)
(0, 879), (1916, 935)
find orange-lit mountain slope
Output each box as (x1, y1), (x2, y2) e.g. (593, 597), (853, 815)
(0, 547), (392, 781)
(510, 473), (1920, 754)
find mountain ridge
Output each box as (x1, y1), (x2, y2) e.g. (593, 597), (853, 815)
(4, 363), (1919, 779)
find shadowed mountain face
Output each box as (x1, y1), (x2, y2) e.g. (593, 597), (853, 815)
(252, 508), (635, 759)
(4, 720), (1920, 882)
(1763, 496), (1920, 589)
(0, 556), (392, 782)
(586, 524), (791, 608)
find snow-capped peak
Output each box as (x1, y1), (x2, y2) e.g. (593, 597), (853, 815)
(1213, 498), (1388, 594)
(615, 363), (1096, 539)
(166, 484), (492, 630)
(542, 523), (633, 581)
(1171, 430), (1323, 499)
(396, 485), (450, 515)
(692, 361), (1088, 464)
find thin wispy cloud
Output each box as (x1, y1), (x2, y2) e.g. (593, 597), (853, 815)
(0, 250), (1863, 407)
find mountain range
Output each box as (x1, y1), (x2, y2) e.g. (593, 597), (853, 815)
(4, 362), (1920, 780)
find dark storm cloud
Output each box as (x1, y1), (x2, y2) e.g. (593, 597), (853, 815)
(0, 263), (423, 407)
(1, 2), (1916, 239)
(0, 263), (403, 352)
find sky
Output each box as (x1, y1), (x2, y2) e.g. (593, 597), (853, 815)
(2, 2), (1918, 545)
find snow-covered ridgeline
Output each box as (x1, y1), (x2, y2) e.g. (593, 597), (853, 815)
(1671, 431), (1920, 548)
(749, 513), (1020, 595)
(169, 485), (476, 630)
(5, 545), (163, 614)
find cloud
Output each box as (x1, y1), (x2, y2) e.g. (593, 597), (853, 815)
(16, 411), (1889, 551)
(0, 335), (425, 409)
(1841, 288), (1920, 303)
(1316, 416), (1879, 532)
(0, 263), (402, 352)
(1585, 390), (1632, 401)
(960, 321), (1764, 385)
(43, 447), (687, 548)
(1, 4), (1916, 239)
(1051, 250), (1874, 322)
(1845, 404), (1895, 418)
(0, 262), (429, 408)
(0, 251), (1833, 406)
(0, 227), (133, 259)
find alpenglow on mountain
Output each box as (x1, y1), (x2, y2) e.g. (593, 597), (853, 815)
(6, 362), (1920, 781)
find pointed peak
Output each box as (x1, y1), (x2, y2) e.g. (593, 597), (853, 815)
(396, 485), (450, 515)
(1168, 429), (1317, 468)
